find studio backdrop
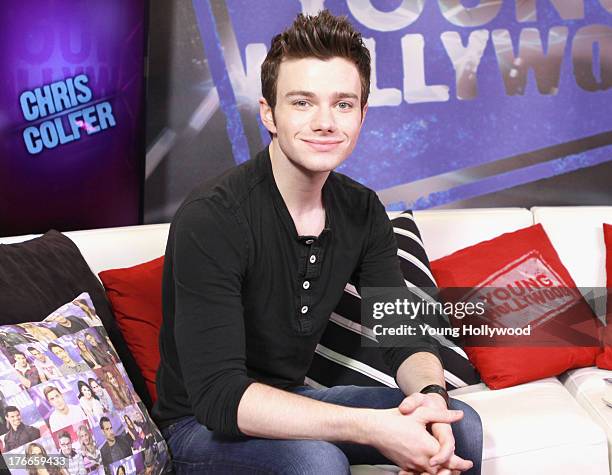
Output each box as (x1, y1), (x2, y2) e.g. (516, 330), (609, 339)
(145, 0), (612, 224)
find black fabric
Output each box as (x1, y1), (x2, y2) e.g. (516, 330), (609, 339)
(153, 148), (439, 437)
(0, 230), (152, 408)
(306, 211), (481, 391)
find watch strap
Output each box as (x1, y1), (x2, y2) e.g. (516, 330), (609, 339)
(419, 384), (449, 408)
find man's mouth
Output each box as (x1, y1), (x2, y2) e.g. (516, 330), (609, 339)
(301, 138), (343, 152)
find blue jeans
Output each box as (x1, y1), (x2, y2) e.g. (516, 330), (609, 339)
(162, 385), (483, 474)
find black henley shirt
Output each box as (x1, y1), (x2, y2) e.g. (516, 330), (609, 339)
(152, 148), (440, 436)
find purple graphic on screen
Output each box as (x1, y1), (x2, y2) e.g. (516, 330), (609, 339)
(0, 0), (146, 235)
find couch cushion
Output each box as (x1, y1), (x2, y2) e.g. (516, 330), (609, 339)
(0, 230), (152, 409)
(306, 211), (480, 391)
(455, 378), (608, 474)
(413, 208), (533, 260)
(596, 223), (612, 369)
(0, 292), (170, 474)
(532, 207), (612, 288)
(532, 206), (612, 322)
(392, 211), (480, 388)
(99, 257), (165, 402)
(430, 224), (600, 389)
(560, 367), (612, 474)
(63, 224), (171, 279)
(350, 378), (610, 475)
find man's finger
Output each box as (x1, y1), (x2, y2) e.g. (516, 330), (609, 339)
(399, 393), (427, 414)
(443, 454), (474, 471)
(430, 423), (455, 466)
(415, 407), (464, 425)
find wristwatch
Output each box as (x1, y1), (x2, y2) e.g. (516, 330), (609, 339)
(420, 384), (449, 408)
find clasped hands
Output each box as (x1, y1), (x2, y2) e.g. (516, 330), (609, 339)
(373, 392), (473, 475)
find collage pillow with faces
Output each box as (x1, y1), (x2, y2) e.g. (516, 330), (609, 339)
(0, 292), (169, 475)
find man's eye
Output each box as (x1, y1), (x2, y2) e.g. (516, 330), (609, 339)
(337, 102), (353, 110)
(293, 100), (310, 108)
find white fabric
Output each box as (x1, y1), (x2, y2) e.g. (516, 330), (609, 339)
(561, 367), (612, 474)
(454, 378), (607, 473)
(48, 403), (88, 432)
(532, 206), (612, 288)
(414, 208), (533, 260)
(532, 206), (612, 321)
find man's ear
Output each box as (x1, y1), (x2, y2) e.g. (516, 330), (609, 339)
(259, 97), (277, 135)
(360, 103), (368, 127)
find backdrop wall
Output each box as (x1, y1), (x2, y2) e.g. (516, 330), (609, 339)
(145, 0), (612, 223)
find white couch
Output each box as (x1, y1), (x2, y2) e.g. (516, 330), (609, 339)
(2, 206), (612, 475)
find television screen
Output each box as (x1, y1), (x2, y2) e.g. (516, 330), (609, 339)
(0, 0), (147, 236)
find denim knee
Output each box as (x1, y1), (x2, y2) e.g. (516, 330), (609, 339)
(449, 398), (483, 475)
(283, 440), (350, 475)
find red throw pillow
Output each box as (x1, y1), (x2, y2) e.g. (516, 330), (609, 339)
(99, 256), (164, 401)
(430, 224), (599, 389)
(596, 224), (612, 369)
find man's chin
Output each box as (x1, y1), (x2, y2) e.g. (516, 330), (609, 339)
(301, 153), (348, 173)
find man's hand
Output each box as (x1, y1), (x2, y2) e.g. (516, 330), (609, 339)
(399, 471), (461, 475)
(364, 405), (465, 474)
(399, 393), (473, 474)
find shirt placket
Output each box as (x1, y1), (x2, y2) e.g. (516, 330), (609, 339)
(296, 238), (323, 334)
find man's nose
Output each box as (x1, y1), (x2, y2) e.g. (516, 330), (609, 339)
(311, 105), (337, 133)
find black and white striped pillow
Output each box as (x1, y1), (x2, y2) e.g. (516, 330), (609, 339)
(306, 210), (481, 391)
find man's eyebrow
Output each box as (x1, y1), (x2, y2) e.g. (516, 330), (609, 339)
(284, 91), (360, 100)
(285, 90), (315, 98)
(334, 92), (359, 101)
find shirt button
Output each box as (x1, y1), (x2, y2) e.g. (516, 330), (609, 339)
(309, 255), (316, 264)
(305, 239), (314, 245)
(302, 281), (310, 290)
(301, 305), (308, 314)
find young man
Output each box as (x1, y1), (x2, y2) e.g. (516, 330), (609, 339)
(58, 431), (87, 475)
(13, 351), (41, 389)
(44, 385), (87, 432)
(154, 10), (482, 474)
(99, 417), (133, 466)
(3, 406), (40, 451)
(27, 346), (63, 381)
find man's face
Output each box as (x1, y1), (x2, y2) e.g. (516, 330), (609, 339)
(59, 436), (72, 456)
(30, 349), (44, 361)
(85, 334), (96, 345)
(101, 421), (115, 442)
(14, 354), (26, 366)
(51, 346), (71, 364)
(260, 57), (366, 174)
(46, 389), (66, 411)
(6, 410), (21, 429)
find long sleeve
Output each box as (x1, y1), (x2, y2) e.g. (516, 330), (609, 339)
(352, 194), (441, 378)
(171, 199), (255, 436)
